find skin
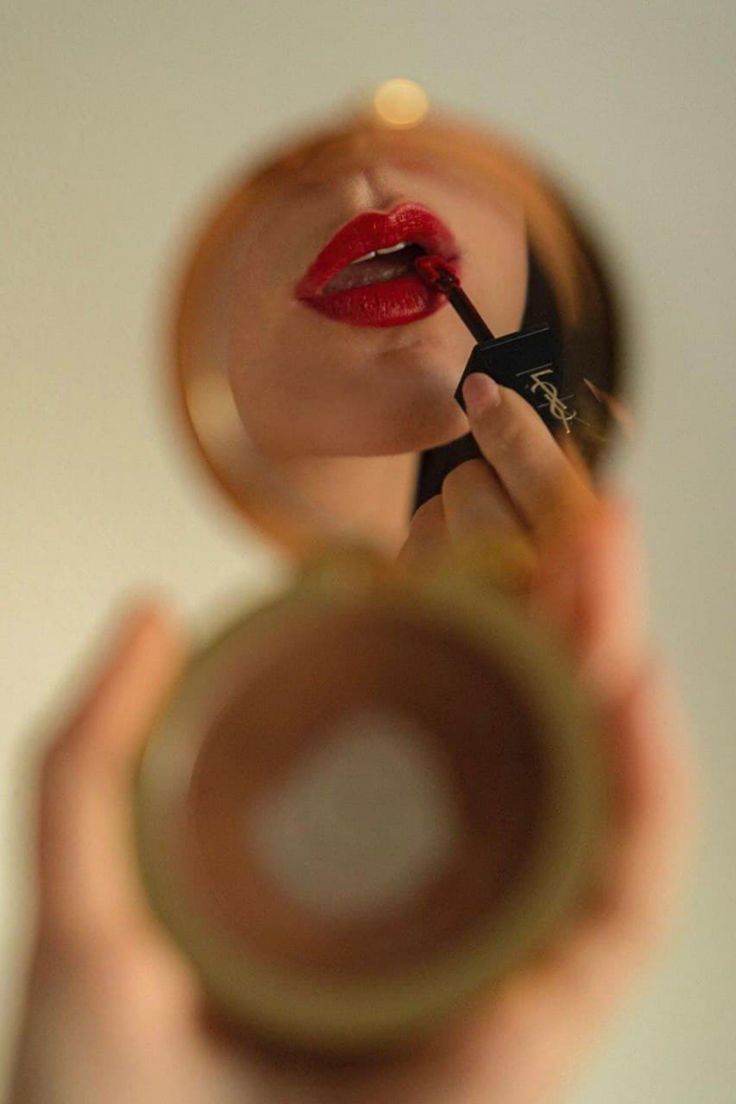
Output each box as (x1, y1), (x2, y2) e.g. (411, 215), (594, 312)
(229, 159), (527, 458)
(226, 156), (527, 549)
(10, 380), (693, 1104)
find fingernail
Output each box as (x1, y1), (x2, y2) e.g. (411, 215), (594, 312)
(462, 373), (501, 416)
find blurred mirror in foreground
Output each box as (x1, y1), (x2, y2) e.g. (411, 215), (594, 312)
(171, 81), (624, 558)
(136, 558), (608, 1055)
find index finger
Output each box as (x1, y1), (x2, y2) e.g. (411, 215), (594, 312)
(461, 373), (596, 538)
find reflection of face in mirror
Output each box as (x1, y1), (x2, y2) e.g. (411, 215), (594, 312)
(229, 163), (526, 459)
(175, 107), (621, 555)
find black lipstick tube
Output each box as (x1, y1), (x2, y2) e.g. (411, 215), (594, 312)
(414, 255), (578, 438)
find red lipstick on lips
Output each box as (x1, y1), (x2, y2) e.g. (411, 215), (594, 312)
(295, 202), (461, 327)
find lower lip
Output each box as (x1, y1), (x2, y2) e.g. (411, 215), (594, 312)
(300, 266), (459, 328)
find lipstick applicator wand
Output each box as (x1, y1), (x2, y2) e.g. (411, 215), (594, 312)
(414, 253), (575, 435)
(414, 255), (495, 344)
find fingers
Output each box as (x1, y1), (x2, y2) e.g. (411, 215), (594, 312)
(449, 387), (694, 966)
(548, 660), (695, 1002)
(409, 379), (694, 1004)
(530, 499), (649, 699)
(567, 500), (648, 696)
(558, 505), (693, 944)
(402, 376), (593, 567)
(535, 504), (694, 959)
(397, 494), (448, 567)
(595, 661), (694, 945)
(399, 463), (532, 576)
(36, 601), (187, 944)
(441, 460), (522, 544)
(462, 374), (596, 540)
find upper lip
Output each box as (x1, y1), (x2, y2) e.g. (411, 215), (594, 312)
(295, 202), (459, 298)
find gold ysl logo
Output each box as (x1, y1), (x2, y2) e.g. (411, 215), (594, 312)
(529, 368), (577, 434)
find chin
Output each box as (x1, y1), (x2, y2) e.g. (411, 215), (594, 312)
(231, 360), (470, 459)
(341, 396), (470, 457)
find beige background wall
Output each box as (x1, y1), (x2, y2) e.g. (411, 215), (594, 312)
(2, 1), (735, 1099)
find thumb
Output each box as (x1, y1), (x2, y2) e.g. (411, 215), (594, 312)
(530, 497), (648, 702)
(34, 601), (187, 945)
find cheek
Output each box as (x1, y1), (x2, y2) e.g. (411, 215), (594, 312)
(489, 246), (528, 335)
(226, 263), (301, 433)
(227, 284), (475, 457)
(461, 230), (528, 338)
(227, 299), (363, 456)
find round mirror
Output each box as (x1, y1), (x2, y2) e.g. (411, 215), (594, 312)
(171, 87), (623, 557)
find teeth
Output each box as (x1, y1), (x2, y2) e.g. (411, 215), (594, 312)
(349, 241), (411, 265)
(376, 241), (409, 255)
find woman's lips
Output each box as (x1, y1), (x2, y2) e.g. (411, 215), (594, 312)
(295, 202), (461, 328)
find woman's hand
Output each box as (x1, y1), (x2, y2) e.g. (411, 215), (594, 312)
(393, 373), (694, 1100)
(401, 373), (598, 569)
(10, 374), (693, 1104)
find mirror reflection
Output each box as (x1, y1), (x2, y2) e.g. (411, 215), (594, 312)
(173, 88), (623, 556)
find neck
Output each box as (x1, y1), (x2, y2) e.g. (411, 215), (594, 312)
(270, 452), (421, 555)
